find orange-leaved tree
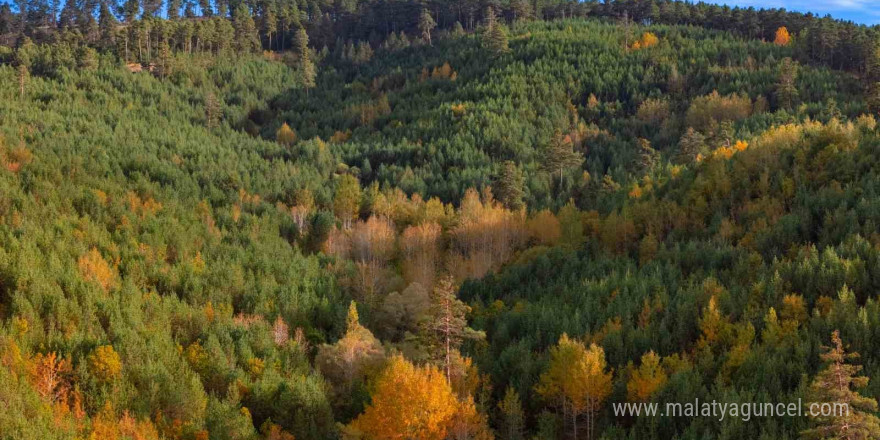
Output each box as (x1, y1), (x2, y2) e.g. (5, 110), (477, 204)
(347, 355), (459, 440)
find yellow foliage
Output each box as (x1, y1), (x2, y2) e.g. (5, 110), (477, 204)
(88, 345), (122, 383)
(78, 248), (117, 292)
(629, 183), (643, 199)
(349, 355), (459, 440)
(631, 32), (659, 50)
(626, 351), (667, 402)
(536, 334), (613, 425)
(276, 122), (298, 146)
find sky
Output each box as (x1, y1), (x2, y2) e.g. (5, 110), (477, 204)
(707, 0), (880, 25)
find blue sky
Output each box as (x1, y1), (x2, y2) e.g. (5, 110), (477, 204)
(707, 0), (880, 25)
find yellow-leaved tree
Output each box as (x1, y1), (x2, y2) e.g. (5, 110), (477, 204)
(346, 355), (459, 440)
(536, 334), (613, 440)
(626, 350), (667, 402)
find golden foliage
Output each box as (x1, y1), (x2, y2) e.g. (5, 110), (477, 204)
(631, 32), (659, 50)
(78, 248), (118, 292)
(276, 122), (298, 146)
(348, 355), (459, 440)
(88, 345), (122, 383)
(401, 221), (442, 287)
(626, 351), (667, 402)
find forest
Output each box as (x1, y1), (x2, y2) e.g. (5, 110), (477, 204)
(1, 0), (880, 439)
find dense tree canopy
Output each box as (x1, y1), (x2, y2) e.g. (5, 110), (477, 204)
(1, 1), (880, 439)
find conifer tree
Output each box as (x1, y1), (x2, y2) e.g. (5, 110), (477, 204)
(776, 57), (799, 110)
(233, 4), (260, 52)
(494, 160), (525, 211)
(541, 132), (584, 182)
(419, 8), (436, 46)
(296, 27), (316, 93)
(677, 127), (706, 163)
(422, 275), (483, 383)
(483, 6), (509, 56)
(802, 330), (880, 440)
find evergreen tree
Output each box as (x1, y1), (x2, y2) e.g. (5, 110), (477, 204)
(541, 132), (584, 182)
(495, 160), (525, 211)
(419, 8), (436, 46)
(233, 3), (259, 52)
(296, 27), (316, 93)
(483, 6), (509, 56)
(422, 275), (483, 383)
(677, 127), (706, 163)
(776, 57), (799, 110)
(802, 331), (880, 440)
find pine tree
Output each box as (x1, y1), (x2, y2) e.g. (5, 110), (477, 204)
(296, 27), (316, 93)
(482, 6), (509, 56)
(541, 132), (584, 182)
(494, 160), (525, 211)
(776, 57), (799, 110)
(677, 127), (706, 163)
(802, 330), (880, 440)
(233, 3), (260, 52)
(205, 91), (221, 129)
(419, 8), (436, 46)
(422, 275), (483, 383)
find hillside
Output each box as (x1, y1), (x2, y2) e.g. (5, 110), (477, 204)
(1, 1), (880, 440)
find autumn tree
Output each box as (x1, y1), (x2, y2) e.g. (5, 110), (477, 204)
(347, 355), (459, 440)
(626, 351), (667, 402)
(400, 221), (442, 288)
(494, 160), (525, 211)
(527, 209), (561, 246)
(275, 122), (297, 146)
(316, 301), (385, 410)
(78, 248), (117, 292)
(776, 57), (800, 110)
(802, 330), (880, 440)
(88, 345), (122, 384)
(536, 334), (613, 440)
(774, 26), (791, 46)
(498, 386), (525, 440)
(419, 8), (436, 46)
(350, 215), (397, 302)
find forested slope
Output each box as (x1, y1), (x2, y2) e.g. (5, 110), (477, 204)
(1, 1), (880, 439)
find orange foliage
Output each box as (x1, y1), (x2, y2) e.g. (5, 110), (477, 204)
(774, 26), (791, 46)
(348, 355), (460, 440)
(78, 248), (117, 292)
(90, 402), (160, 440)
(631, 32), (659, 50)
(28, 352), (70, 402)
(126, 191), (163, 218)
